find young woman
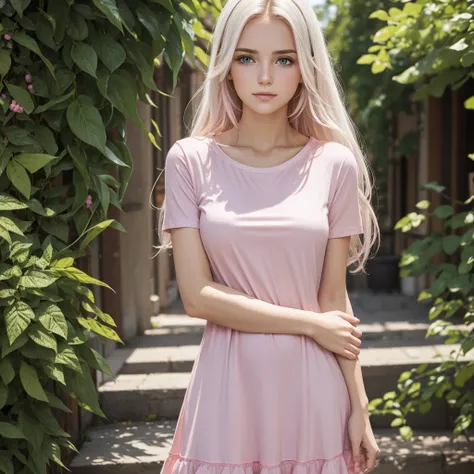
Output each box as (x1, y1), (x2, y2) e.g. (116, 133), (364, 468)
(158, 1), (380, 473)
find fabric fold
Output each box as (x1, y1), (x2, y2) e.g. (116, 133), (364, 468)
(163, 450), (356, 474)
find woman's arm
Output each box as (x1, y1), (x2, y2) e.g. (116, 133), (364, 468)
(168, 227), (362, 359)
(318, 236), (369, 411)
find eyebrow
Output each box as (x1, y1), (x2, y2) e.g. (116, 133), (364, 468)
(235, 48), (297, 55)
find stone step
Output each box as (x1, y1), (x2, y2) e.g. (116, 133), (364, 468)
(99, 343), (474, 428)
(69, 420), (474, 474)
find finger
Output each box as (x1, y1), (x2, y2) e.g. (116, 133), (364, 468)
(352, 443), (362, 473)
(351, 326), (363, 338)
(350, 334), (362, 347)
(342, 349), (357, 360)
(365, 448), (378, 470)
(341, 313), (360, 325)
(346, 343), (360, 357)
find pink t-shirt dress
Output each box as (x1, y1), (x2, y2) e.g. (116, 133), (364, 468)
(161, 135), (364, 474)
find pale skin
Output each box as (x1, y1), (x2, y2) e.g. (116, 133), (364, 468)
(168, 14), (379, 474)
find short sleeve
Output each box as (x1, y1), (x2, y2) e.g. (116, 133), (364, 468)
(162, 142), (200, 233)
(328, 152), (364, 239)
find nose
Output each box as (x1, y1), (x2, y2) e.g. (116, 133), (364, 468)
(258, 61), (273, 86)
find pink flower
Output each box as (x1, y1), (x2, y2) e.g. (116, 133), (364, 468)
(9, 101), (24, 113)
(85, 195), (93, 209)
(4, 34), (11, 41)
(28, 84), (33, 91)
(0, 93), (7, 99)
(25, 74), (32, 82)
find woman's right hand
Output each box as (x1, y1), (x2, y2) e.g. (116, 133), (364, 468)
(309, 311), (362, 359)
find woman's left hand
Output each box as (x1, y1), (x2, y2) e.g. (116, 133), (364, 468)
(347, 409), (380, 473)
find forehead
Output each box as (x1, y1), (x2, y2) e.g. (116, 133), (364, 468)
(237, 16), (296, 50)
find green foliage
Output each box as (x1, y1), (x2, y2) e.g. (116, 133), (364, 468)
(360, 0), (474, 102)
(356, 0), (474, 441)
(0, 0), (213, 472)
(370, 184), (474, 439)
(328, 0), (474, 440)
(324, 0), (415, 225)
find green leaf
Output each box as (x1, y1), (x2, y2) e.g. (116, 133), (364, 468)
(357, 54), (377, 65)
(461, 51), (474, 68)
(393, 65), (420, 85)
(67, 144), (90, 188)
(55, 343), (82, 373)
(442, 235), (461, 255)
(5, 83), (34, 114)
(369, 10), (389, 21)
(106, 70), (144, 130)
(152, 0), (174, 13)
(71, 41), (98, 77)
(122, 38), (158, 91)
(48, 67), (75, 96)
(390, 417), (404, 427)
(46, 390), (72, 412)
(0, 356), (15, 385)
(465, 96), (474, 110)
(0, 381), (7, 410)
(77, 316), (123, 343)
(66, 12), (89, 41)
(103, 145), (129, 167)
(6, 161), (31, 199)
(34, 88), (75, 114)
(1, 331), (28, 358)
(55, 266), (114, 291)
(415, 200), (430, 210)
(399, 425), (413, 440)
(28, 124), (58, 155)
(0, 194), (28, 211)
(79, 346), (114, 377)
(137, 1), (163, 38)
(0, 217), (24, 239)
(14, 154), (57, 174)
(450, 38), (468, 52)
(19, 270), (58, 288)
(371, 61), (387, 74)
(164, 22), (185, 90)
(65, 361), (105, 416)
(5, 301), (34, 345)
(93, 34), (126, 72)
(18, 410), (44, 451)
(434, 205), (453, 219)
(80, 219), (115, 249)
(403, 2), (422, 17)
(12, 33), (55, 74)
(0, 422), (25, 439)
(38, 303), (68, 339)
(0, 50), (11, 79)
(67, 96), (106, 151)
(0, 453), (13, 474)
(28, 324), (58, 352)
(20, 361), (48, 402)
(423, 181), (445, 193)
(11, 0), (31, 17)
(92, 0), (123, 32)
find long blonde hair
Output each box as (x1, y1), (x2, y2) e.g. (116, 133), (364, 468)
(156, 0), (379, 272)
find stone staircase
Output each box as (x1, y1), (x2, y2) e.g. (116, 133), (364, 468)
(69, 293), (474, 474)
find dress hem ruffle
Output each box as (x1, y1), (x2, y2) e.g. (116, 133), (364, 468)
(162, 449), (356, 474)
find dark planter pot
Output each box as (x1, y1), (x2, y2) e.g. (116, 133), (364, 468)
(366, 255), (400, 293)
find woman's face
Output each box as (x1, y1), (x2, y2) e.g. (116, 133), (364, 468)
(228, 15), (302, 116)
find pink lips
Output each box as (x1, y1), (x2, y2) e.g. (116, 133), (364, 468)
(253, 93), (277, 101)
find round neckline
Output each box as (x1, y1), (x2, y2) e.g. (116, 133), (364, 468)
(209, 136), (317, 173)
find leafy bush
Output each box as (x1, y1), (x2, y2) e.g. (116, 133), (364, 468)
(0, 1), (207, 472)
(369, 182), (474, 439)
(358, 0), (474, 439)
